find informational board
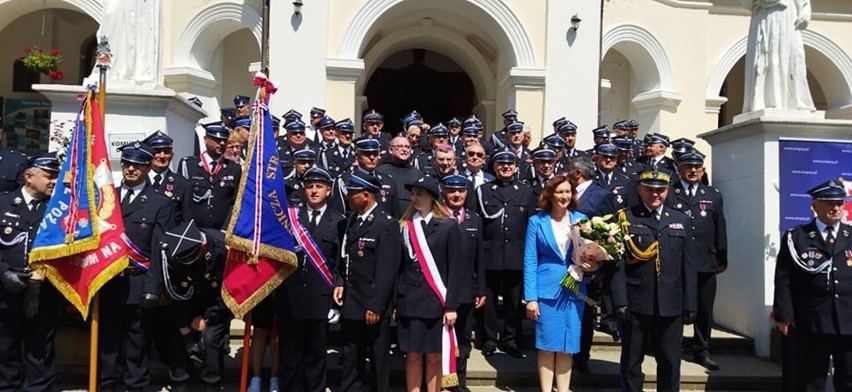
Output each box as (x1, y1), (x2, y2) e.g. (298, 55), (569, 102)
(106, 132), (147, 160)
(778, 139), (852, 232)
(2, 99), (52, 153)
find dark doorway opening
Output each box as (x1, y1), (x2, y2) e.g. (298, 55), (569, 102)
(364, 49), (476, 135)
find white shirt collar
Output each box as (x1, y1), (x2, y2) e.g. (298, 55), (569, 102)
(202, 152), (222, 166)
(20, 187), (36, 206)
(414, 211), (433, 225)
(307, 204), (327, 220)
(815, 219), (841, 240)
(150, 168), (171, 181)
(680, 180), (697, 193)
(357, 203), (379, 223)
(575, 179), (592, 197)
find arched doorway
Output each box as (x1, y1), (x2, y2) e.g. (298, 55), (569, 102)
(364, 49), (475, 131)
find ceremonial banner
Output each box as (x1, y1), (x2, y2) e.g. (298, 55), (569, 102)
(778, 139), (852, 232)
(223, 73), (297, 319)
(29, 87), (129, 317)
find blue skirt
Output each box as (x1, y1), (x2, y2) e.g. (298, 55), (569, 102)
(535, 288), (584, 354)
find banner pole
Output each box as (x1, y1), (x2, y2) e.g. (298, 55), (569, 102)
(240, 311), (253, 392)
(89, 36), (112, 392)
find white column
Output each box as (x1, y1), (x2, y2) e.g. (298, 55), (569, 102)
(268, 0), (331, 116)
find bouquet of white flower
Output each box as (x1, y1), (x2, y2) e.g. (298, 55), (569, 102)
(560, 214), (628, 293)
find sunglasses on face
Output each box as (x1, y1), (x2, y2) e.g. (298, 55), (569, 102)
(466, 151), (485, 158)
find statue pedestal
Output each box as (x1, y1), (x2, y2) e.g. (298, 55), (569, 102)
(699, 115), (852, 358)
(33, 83), (206, 171)
(733, 108), (825, 123)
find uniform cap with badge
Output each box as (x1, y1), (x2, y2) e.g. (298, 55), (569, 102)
(302, 167), (333, 184)
(335, 118), (355, 133)
(671, 138), (695, 155)
(679, 150), (705, 166)
(285, 120), (307, 133)
(310, 107), (326, 119)
(595, 143), (619, 157)
(613, 120), (630, 130)
(345, 173), (382, 193)
(558, 121), (578, 134)
(644, 133), (670, 147)
(293, 149), (317, 162)
(506, 121), (525, 133)
(638, 170), (671, 188)
(231, 116), (252, 129)
(204, 124), (230, 140)
(807, 179), (848, 201)
(354, 138), (381, 153)
(317, 115), (336, 129)
(21, 153), (61, 173)
(233, 95), (251, 108)
(283, 109), (303, 122)
(142, 130), (174, 150)
(492, 150), (518, 164)
(118, 142), (154, 165)
(440, 174), (468, 190)
(447, 117), (462, 127)
(362, 109), (384, 123)
(543, 134), (566, 149)
(613, 136), (635, 151)
(592, 125), (611, 139)
(463, 115), (482, 129)
(462, 125), (480, 136)
(502, 109), (518, 121)
(428, 123), (449, 137)
(532, 147), (557, 161)
(552, 117), (568, 129)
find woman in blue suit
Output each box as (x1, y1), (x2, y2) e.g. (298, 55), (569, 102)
(524, 175), (594, 392)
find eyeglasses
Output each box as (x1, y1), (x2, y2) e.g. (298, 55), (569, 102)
(390, 145), (410, 150)
(466, 151), (485, 158)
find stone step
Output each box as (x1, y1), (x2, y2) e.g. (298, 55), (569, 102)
(57, 330), (778, 391)
(229, 318), (756, 355)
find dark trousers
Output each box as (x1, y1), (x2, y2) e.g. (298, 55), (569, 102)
(199, 315), (231, 388)
(794, 332), (852, 392)
(143, 305), (190, 386)
(620, 312), (682, 392)
(99, 303), (150, 390)
(692, 272), (717, 357)
(455, 303), (475, 386)
(0, 286), (58, 392)
(340, 317), (391, 392)
(278, 318), (329, 392)
(483, 269), (523, 347)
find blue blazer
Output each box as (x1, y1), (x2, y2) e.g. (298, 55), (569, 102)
(523, 210), (588, 301)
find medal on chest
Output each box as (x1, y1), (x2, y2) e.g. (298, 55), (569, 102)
(699, 202), (707, 217)
(357, 239), (365, 257)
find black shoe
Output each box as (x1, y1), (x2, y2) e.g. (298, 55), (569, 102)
(501, 344), (526, 359)
(696, 355), (720, 371)
(481, 341), (497, 357)
(600, 320), (621, 343)
(573, 359), (591, 373)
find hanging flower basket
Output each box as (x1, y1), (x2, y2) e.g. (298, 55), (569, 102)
(18, 46), (64, 80)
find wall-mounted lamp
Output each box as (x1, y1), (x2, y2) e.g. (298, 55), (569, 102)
(571, 14), (582, 31)
(293, 0), (303, 15)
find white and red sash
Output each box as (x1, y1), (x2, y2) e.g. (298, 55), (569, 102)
(403, 214), (458, 388)
(122, 234), (151, 270)
(287, 207), (335, 287)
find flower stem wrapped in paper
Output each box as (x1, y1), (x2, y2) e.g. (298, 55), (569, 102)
(560, 214), (628, 293)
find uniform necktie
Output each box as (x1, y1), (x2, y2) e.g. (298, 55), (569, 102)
(121, 189), (134, 208)
(356, 216), (363, 228)
(153, 174), (162, 189)
(687, 186), (694, 198)
(420, 219), (428, 231)
(826, 226), (836, 255)
(29, 200), (40, 211)
(309, 210), (320, 232)
(453, 210), (461, 219)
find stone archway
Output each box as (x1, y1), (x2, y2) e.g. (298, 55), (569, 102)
(165, 2), (262, 120)
(601, 23), (682, 133)
(328, 0), (544, 134)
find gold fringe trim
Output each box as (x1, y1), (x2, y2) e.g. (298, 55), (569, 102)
(34, 255), (128, 318)
(225, 235), (299, 268)
(29, 236), (100, 263)
(221, 259), (296, 319)
(441, 373), (459, 388)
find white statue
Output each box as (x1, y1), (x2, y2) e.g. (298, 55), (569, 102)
(96, 0), (162, 85)
(742, 0), (816, 112)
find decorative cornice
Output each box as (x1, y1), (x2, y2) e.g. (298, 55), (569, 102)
(632, 90), (682, 113)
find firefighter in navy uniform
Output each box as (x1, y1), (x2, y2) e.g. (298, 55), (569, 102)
(774, 179), (852, 391)
(321, 118), (357, 178)
(284, 149), (318, 209)
(0, 154), (60, 392)
(332, 174), (401, 392)
(143, 131), (194, 224)
(276, 167), (344, 392)
(329, 138), (401, 218)
(159, 220), (231, 392)
(99, 143), (176, 392)
(361, 109), (391, 152)
(593, 143), (633, 207)
(556, 120), (587, 161)
(665, 151), (727, 371)
(0, 129), (27, 192)
(441, 175), (487, 392)
(611, 170), (697, 392)
(526, 147), (557, 200)
(178, 124), (241, 230)
(476, 150), (537, 359)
